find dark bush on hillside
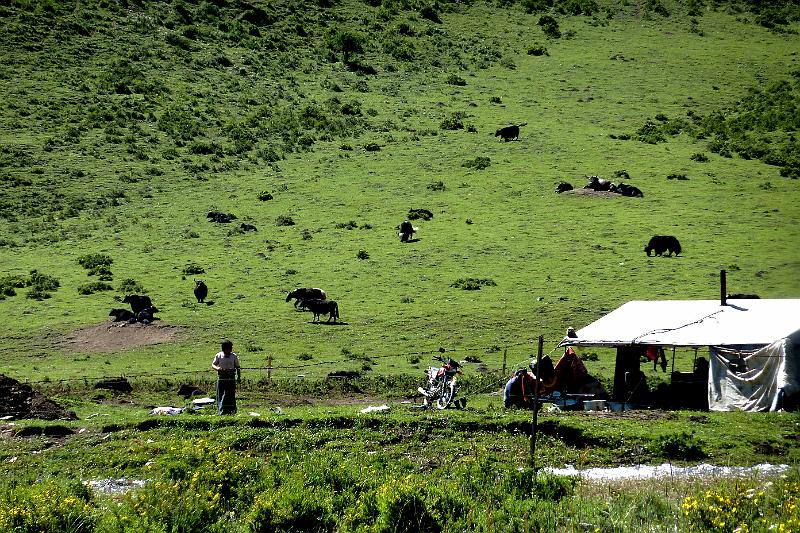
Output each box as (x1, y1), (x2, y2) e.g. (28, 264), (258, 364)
(636, 120), (666, 144)
(356, 250), (370, 260)
(326, 28), (366, 66)
(521, 0), (554, 13)
(182, 264), (205, 275)
(77, 282), (114, 295)
(490, 96), (502, 103)
(30, 271), (60, 292)
(258, 191), (273, 201)
(383, 35), (416, 61)
(690, 152), (709, 162)
(558, 0), (599, 16)
(335, 221), (358, 230)
(538, 15), (561, 38)
(78, 254), (113, 272)
(644, 0), (670, 17)
(420, 4), (441, 23)
(118, 279), (146, 294)
(462, 156), (491, 170)
(446, 74), (467, 86)
(667, 173), (689, 181)
(612, 169), (630, 180)
(427, 181), (446, 191)
(440, 112), (465, 130)
(451, 278), (496, 290)
(364, 142), (381, 152)
(527, 44), (549, 56)
(276, 215), (295, 226)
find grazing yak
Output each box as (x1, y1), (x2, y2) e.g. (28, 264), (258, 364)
(644, 235), (682, 257)
(123, 294), (153, 314)
(109, 308), (135, 322)
(555, 181), (574, 193)
(240, 223), (257, 232)
(194, 280), (208, 303)
(300, 299), (340, 323)
(495, 122), (527, 141)
(285, 287), (326, 308)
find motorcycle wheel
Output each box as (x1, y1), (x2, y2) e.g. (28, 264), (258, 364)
(436, 379), (456, 409)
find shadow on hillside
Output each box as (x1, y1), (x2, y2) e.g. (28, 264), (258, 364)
(308, 321), (348, 326)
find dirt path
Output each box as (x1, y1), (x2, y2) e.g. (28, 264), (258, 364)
(58, 321), (184, 353)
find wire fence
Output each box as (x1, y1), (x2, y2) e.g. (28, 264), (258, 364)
(18, 337), (565, 387)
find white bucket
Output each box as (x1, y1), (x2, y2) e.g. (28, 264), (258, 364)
(583, 400), (607, 411)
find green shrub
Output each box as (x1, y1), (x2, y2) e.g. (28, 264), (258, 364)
(364, 142), (381, 152)
(357, 250), (370, 260)
(0, 480), (96, 532)
(451, 278), (496, 290)
(527, 44), (549, 56)
(78, 253), (113, 271)
(427, 181), (446, 191)
(521, 0), (554, 14)
(335, 221), (358, 230)
(690, 152), (709, 162)
(636, 120), (666, 143)
(118, 279), (146, 294)
(77, 281), (114, 295)
(667, 173), (689, 181)
(462, 156), (491, 170)
(651, 431), (706, 460)
(29, 271), (60, 292)
(276, 215), (295, 226)
(445, 74), (466, 86)
(538, 15), (561, 39)
(182, 264), (205, 275)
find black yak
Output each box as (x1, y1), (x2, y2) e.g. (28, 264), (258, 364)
(123, 294), (153, 314)
(644, 235), (682, 257)
(286, 287), (326, 308)
(300, 299), (340, 323)
(194, 280), (208, 303)
(495, 122), (527, 141)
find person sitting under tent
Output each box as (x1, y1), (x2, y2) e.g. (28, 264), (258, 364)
(503, 368), (536, 408)
(552, 347), (607, 398)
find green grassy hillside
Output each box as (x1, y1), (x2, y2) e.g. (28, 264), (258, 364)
(1, 0), (799, 384)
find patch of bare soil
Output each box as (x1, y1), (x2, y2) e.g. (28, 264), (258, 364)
(568, 189), (621, 199)
(59, 321), (184, 353)
(0, 374), (77, 420)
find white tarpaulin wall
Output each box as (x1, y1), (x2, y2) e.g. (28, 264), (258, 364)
(709, 334), (800, 412)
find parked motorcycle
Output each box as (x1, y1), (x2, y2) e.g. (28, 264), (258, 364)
(417, 356), (463, 409)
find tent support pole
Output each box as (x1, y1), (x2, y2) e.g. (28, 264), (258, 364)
(530, 335), (544, 473)
(671, 347), (676, 374)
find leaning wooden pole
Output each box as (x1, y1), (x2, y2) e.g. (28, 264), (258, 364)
(530, 335), (544, 472)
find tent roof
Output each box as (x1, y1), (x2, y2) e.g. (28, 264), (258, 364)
(560, 299), (800, 348)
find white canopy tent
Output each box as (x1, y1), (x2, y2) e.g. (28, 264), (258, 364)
(558, 299), (800, 411)
(558, 299), (800, 348)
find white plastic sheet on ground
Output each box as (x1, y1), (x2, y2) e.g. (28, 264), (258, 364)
(543, 463), (789, 481)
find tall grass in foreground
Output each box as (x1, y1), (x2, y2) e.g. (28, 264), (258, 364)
(1, 438), (798, 532)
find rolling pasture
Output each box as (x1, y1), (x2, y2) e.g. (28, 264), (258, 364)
(1, 0), (798, 386)
(1, 1), (800, 530)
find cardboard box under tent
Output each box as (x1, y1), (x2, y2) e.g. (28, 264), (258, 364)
(558, 299), (800, 412)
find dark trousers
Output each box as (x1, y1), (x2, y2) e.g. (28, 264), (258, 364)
(216, 370), (237, 414)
